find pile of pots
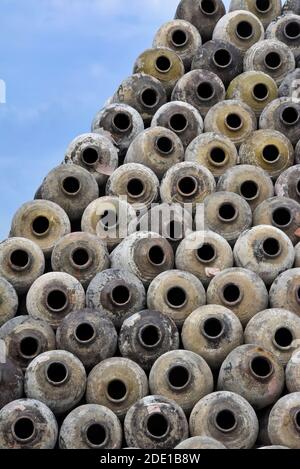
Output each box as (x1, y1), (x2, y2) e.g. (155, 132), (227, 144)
(0, 0), (300, 450)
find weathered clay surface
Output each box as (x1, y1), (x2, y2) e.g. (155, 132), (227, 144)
(118, 310), (179, 370)
(124, 395), (189, 449)
(189, 391), (259, 449)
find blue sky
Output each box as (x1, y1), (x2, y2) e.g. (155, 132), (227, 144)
(0, 0), (229, 240)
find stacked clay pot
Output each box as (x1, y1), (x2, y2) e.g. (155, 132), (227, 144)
(1, 0), (300, 450)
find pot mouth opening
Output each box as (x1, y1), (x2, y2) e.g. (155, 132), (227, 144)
(197, 81), (215, 101)
(225, 113), (243, 131)
(272, 207), (292, 228)
(214, 409), (238, 433)
(284, 21), (300, 40)
(262, 237), (282, 258)
(264, 51), (282, 70)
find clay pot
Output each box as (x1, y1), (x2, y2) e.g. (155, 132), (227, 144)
(182, 304), (243, 369)
(160, 162), (216, 211)
(25, 350), (86, 415)
(275, 165), (300, 204)
(171, 69), (226, 117)
(125, 126), (184, 180)
(227, 71), (278, 116)
(266, 14), (300, 62)
(229, 0), (281, 29)
(2, 317), (56, 370)
(81, 196), (137, 251)
(270, 269), (300, 317)
(51, 232), (110, 288)
(197, 191), (252, 246)
(259, 97), (300, 146)
(244, 39), (295, 85)
(64, 133), (118, 186)
(37, 165), (99, 222)
(175, 436), (226, 449)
